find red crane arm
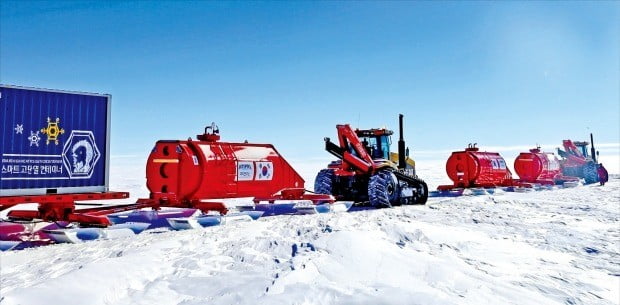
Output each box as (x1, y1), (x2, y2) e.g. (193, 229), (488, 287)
(335, 124), (375, 173)
(562, 140), (588, 165)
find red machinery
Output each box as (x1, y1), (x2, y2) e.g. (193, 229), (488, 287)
(0, 192), (132, 226)
(315, 114), (428, 207)
(145, 123), (305, 207)
(437, 144), (515, 191)
(513, 147), (562, 185)
(512, 147), (582, 185)
(557, 134), (608, 185)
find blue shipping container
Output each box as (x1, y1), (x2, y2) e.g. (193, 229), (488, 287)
(0, 85), (110, 196)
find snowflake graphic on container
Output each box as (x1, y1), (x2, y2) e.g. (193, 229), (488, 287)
(28, 131), (41, 147)
(14, 124), (23, 134)
(41, 117), (65, 145)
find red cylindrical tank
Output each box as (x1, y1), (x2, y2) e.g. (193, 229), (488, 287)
(145, 135), (304, 203)
(514, 148), (560, 184)
(444, 146), (513, 188)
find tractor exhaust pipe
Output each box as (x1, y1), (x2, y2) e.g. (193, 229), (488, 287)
(590, 133), (597, 163)
(398, 114), (406, 169)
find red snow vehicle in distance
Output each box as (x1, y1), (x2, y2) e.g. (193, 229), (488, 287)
(557, 133), (608, 185)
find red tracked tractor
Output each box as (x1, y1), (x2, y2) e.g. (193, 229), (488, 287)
(314, 114), (428, 207)
(557, 133), (608, 185)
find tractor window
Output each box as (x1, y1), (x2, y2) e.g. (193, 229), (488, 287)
(579, 145), (588, 157)
(367, 137), (381, 158)
(380, 136), (391, 159)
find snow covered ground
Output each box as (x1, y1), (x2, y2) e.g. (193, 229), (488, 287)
(1, 158), (619, 305)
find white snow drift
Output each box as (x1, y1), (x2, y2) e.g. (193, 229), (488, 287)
(0, 159), (618, 305)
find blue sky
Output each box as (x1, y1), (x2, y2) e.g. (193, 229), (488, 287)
(1, 1), (618, 161)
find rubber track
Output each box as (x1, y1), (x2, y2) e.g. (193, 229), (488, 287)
(393, 171), (429, 204)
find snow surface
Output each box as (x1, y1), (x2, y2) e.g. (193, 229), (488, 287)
(1, 158), (619, 305)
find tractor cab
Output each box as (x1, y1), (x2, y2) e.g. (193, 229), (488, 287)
(557, 135), (607, 185)
(355, 128), (393, 160)
(573, 141), (592, 159)
(559, 140), (598, 162)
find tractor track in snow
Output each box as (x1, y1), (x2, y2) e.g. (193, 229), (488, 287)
(1, 178), (618, 305)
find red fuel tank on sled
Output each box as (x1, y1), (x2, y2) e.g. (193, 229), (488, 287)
(513, 148), (561, 185)
(146, 123), (304, 203)
(439, 144), (513, 190)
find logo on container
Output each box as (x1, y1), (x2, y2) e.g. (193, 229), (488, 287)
(62, 130), (101, 179)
